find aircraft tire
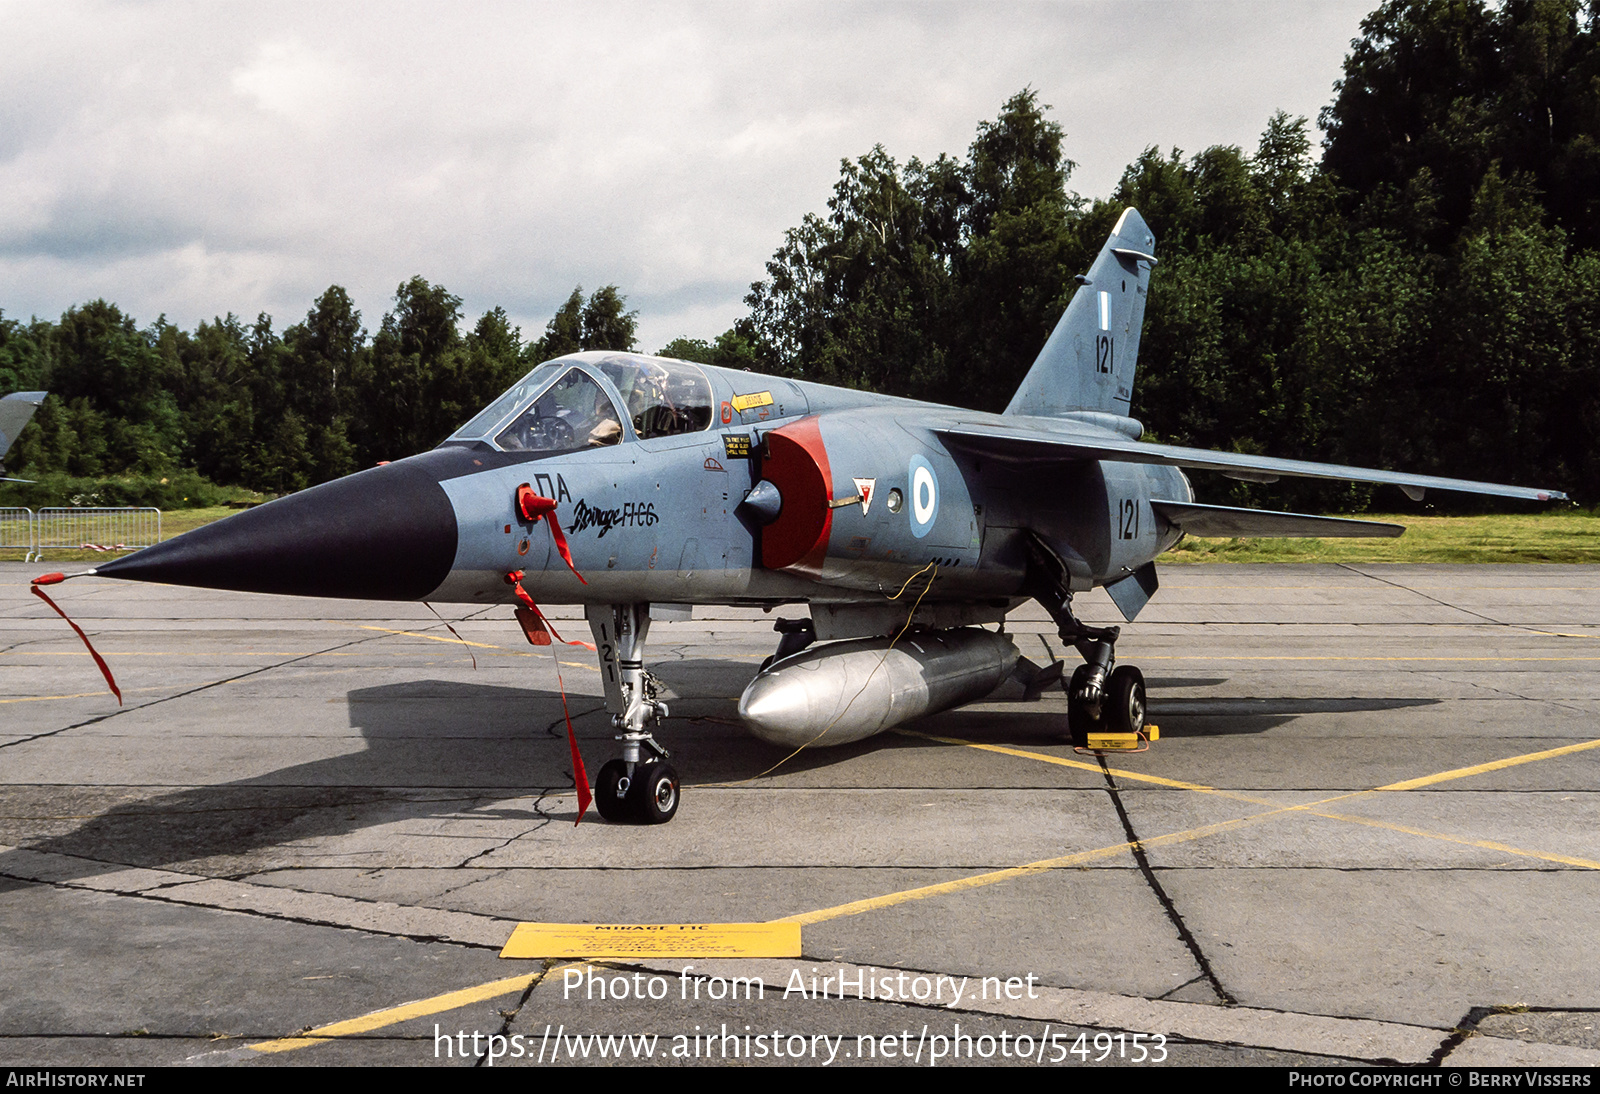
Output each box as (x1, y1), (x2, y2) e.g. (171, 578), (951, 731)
(1106, 665), (1147, 736)
(1066, 664), (1101, 747)
(632, 761), (680, 825)
(596, 760), (634, 822)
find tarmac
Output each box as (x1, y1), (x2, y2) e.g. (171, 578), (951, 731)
(3, 560), (1599, 1068)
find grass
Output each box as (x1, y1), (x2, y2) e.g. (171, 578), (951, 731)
(7, 506), (1598, 567)
(1166, 509), (1600, 564)
(3, 506), (257, 566)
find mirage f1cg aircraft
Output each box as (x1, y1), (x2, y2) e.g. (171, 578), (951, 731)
(78, 209), (1566, 825)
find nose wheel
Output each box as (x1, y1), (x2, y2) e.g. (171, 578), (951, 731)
(634, 761), (680, 823)
(586, 603), (683, 824)
(596, 758), (680, 824)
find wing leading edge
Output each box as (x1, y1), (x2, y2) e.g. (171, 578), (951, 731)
(934, 422), (1568, 503)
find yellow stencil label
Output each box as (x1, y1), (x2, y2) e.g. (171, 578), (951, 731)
(500, 922), (801, 959)
(731, 391), (774, 412)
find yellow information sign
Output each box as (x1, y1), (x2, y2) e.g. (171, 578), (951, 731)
(500, 922), (801, 959)
(730, 391), (774, 412)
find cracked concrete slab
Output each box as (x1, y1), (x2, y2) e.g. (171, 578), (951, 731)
(3, 563), (1598, 1067)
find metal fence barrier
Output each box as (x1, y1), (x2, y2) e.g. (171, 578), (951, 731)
(0, 507), (34, 557)
(30, 507), (163, 561)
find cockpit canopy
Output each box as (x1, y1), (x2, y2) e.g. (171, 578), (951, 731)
(447, 354), (715, 454)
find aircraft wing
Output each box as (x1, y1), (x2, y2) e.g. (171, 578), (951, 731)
(934, 422), (1568, 503)
(1148, 500), (1403, 538)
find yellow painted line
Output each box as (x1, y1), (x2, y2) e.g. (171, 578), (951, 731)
(920, 731), (1600, 802)
(911, 732), (1600, 879)
(902, 731), (1224, 794)
(1303, 809), (1600, 871)
(357, 625), (505, 650)
(249, 970), (548, 1054)
(3, 651), (356, 657)
(246, 733), (1600, 1054)
(501, 922), (799, 959)
(779, 805), (1335, 927)
(0, 686), (165, 704)
(351, 625), (593, 665)
(1375, 738), (1600, 791)
(1134, 655), (1600, 662)
(901, 731), (1346, 813)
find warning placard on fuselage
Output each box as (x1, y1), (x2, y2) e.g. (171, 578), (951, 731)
(730, 391), (773, 413)
(723, 433), (752, 460)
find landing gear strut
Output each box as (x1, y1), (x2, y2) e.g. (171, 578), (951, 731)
(1027, 541), (1149, 749)
(587, 604), (680, 823)
(1053, 608), (1145, 747)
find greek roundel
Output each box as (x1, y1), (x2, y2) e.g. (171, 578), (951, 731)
(907, 455), (938, 538)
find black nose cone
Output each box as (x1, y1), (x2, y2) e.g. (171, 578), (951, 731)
(94, 456), (459, 600)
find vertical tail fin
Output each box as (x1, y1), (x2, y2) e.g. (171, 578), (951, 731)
(0, 391), (46, 475)
(1003, 209), (1155, 425)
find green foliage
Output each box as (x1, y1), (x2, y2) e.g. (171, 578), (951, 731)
(529, 286), (638, 361)
(0, 470), (237, 510)
(8, 10), (1600, 513)
(1323, 0), (1600, 249)
(658, 324), (766, 371)
(745, 90), (1086, 408)
(581, 285), (638, 351)
(535, 288), (585, 359)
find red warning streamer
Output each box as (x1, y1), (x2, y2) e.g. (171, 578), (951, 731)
(30, 574), (122, 706)
(503, 571), (595, 651)
(515, 485), (586, 584)
(505, 571), (592, 824)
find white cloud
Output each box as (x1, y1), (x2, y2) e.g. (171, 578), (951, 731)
(0, 0), (1374, 352)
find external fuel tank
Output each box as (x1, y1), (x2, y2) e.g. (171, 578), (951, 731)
(738, 627), (1019, 748)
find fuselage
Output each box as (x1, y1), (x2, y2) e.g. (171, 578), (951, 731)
(94, 350), (1191, 635)
(422, 351), (1190, 614)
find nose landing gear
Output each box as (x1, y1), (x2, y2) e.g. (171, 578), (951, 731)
(587, 603), (680, 824)
(595, 754), (680, 824)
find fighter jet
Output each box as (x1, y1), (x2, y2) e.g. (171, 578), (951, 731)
(0, 390), (46, 482)
(74, 210), (1566, 824)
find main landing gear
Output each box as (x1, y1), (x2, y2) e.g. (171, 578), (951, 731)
(1032, 586), (1150, 751)
(1023, 534), (1154, 751)
(1064, 632), (1149, 751)
(586, 604), (680, 824)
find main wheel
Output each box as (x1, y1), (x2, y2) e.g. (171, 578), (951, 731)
(1105, 664), (1147, 736)
(630, 761), (680, 825)
(596, 759), (633, 822)
(1066, 664), (1102, 747)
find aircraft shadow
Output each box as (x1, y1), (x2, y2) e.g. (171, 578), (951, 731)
(1145, 696), (1441, 738)
(0, 675), (1441, 887)
(2, 670), (824, 882)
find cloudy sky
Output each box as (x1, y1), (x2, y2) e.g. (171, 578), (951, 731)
(1, 1), (1374, 353)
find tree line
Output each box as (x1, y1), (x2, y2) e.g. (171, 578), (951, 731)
(0, 281), (639, 497)
(3, 0), (1598, 508)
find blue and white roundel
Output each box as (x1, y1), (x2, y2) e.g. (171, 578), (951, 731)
(907, 455), (938, 538)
